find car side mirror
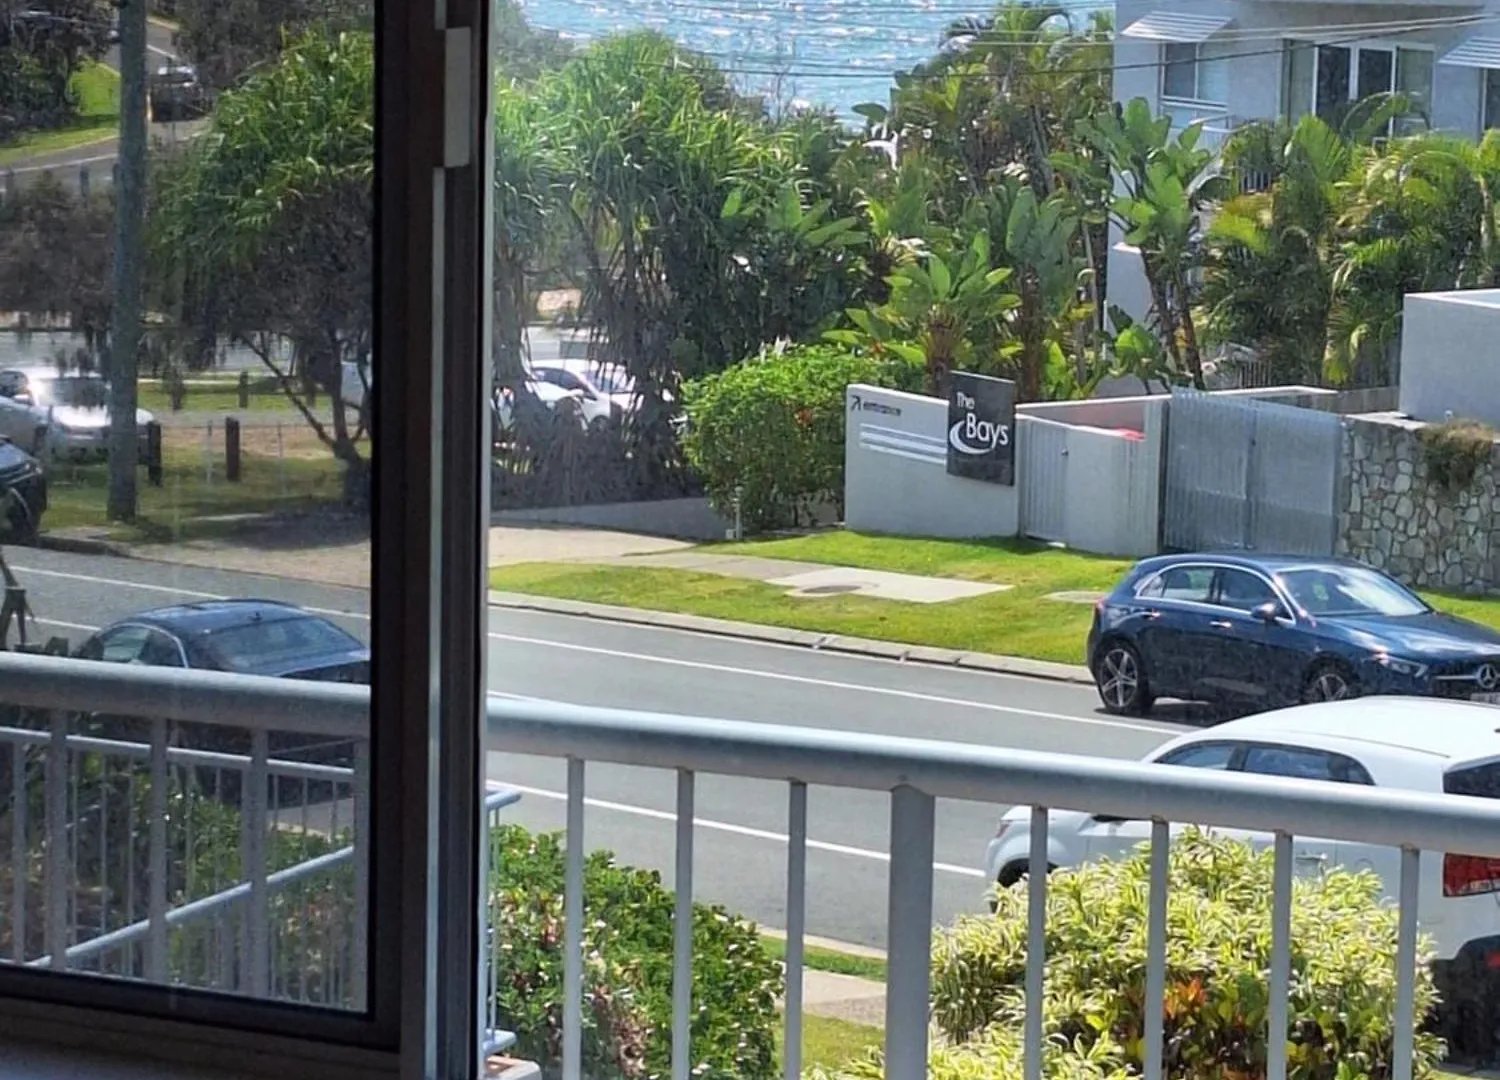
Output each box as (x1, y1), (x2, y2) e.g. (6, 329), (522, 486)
(1253, 601), (1284, 624)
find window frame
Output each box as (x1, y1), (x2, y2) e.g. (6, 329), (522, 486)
(1160, 41), (1226, 106)
(1286, 38), (1434, 131)
(0, 0), (495, 1076)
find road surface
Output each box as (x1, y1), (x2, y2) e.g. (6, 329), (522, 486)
(5, 546), (1198, 947)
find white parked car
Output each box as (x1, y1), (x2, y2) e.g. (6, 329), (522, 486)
(0, 368), (155, 463)
(984, 698), (1500, 967)
(528, 361), (625, 429)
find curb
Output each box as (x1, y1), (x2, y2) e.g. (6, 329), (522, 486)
(759, 926), (887, 962)
(33, 532), (130, 558)
(487, 590), (1094, 686)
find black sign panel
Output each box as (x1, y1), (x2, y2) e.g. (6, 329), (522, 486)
(945, 371), (1016, 485)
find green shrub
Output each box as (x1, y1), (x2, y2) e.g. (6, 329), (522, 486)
(681, 343), (921, 533)
(820, 831), (1441, 1080)
(1417, 419), (1497, 494)
(488, 825), (781, 1080)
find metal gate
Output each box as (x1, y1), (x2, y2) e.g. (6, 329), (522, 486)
(1018, 416), (1068, 543)
(1163, 389), (1344, 556)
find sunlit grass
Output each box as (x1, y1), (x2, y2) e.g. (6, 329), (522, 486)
(490, 530), (1500, 665)
(0, 63), (120, 166)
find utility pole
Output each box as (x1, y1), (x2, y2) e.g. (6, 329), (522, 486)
(107, 0), (148, 521)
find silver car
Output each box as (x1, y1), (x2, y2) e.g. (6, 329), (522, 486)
(0, 368), (155, 463)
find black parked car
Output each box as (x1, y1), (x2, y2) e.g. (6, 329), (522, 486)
(75, 600), (369, 770)
(1088, 553), (1500, 715)
(0, 438), (47, 543)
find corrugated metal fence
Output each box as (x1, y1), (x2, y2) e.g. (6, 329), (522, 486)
(1163, 389), (1344, 556)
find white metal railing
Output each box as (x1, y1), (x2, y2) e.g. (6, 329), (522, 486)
(485, 695), (1500, 1080)
(4, 654), (1500, 1079)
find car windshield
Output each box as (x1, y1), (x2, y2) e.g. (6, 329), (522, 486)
(33, 377), (109, 408)
(203, 615), (362, 674)
(1276, 566), (1431, 618)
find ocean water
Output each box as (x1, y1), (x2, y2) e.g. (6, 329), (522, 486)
(516, 0), (1007, 119)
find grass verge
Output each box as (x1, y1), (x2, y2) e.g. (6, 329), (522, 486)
(136, 385), (299, 415)
(761, 936), (888, 983)
(41, 443), (346, 543)
(778, 1015), (881, 1073)
(0, 63), (120, 167)
(488, 531), (1500, 666)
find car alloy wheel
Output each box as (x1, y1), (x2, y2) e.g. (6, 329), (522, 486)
(1304, 666), (1354, 703)
(1098, 644), (1144, 713)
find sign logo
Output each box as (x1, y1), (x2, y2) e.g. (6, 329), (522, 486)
(1478, 662), (1500, 691)
(945, 372), (1016, 485)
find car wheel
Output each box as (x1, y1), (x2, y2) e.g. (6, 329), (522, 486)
(1094, 639), (1154, 716)
(1302, 661), (1358, 704)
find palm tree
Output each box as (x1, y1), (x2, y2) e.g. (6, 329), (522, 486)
(1201, 115), (1351, 385)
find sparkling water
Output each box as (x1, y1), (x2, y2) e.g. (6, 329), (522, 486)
(517, 0), (1003, 119)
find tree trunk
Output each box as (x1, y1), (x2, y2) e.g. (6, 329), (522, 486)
(1174, 271), (1207, 390)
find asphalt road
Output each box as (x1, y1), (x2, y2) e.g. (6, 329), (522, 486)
(4, 547), (1198, 948)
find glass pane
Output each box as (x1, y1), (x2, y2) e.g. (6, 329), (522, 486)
(1316, 44), (1352, 118)
(1285, 40), (1315, 122)
(0, 0), (371, 1010)
(1392, 46), (1428, 124)
(1162, 42), (1198, 100)
(1196, 44), (1230, 105)
(1357, 48), (1395, 102)
(1488, 70), (1500, 130)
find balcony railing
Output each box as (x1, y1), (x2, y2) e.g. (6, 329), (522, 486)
(3, 654), (1500, 1080)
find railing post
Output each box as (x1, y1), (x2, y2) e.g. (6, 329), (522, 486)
(352, 738), (370, 1011)
(147, 717), (168, 981)
(672, 769), (695, 1080)
(1393, 847), (1421, 1080)
(1143, 819), (1170, 1080)
(885, 784), (934, 1078)
(782, 781), (808, 1080)
(44, 709), (68, 969)
(10, 743), (25, 962)
(1266, 832), (1293, 1080)
(244, 729), (270, 997)
(563, 759), (585, 1080)
(1024, 806), (1048, 1080)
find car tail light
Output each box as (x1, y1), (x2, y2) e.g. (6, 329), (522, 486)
(1443, 853), (1500, 897)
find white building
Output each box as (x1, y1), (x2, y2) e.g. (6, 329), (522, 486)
(1108, 0), (1500, 321)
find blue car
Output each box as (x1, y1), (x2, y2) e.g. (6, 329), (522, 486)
(76, 599), (368, 684)
(1087, 554), (1500, 715)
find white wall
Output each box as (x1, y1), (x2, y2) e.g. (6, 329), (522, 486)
(843, 385), (1020, 539)
(1399, 290), (1500, 427)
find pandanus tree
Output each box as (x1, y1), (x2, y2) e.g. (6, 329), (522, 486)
(153, 29), (374, 504)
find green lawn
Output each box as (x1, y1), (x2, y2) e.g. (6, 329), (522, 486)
(778, 1014), (881, 1074)
(761, 935), (887, 983)
(41, 445), (345, 544)
(489, 531), (1500, 666)
(136, 384), (298, 416)
(0, 63), (120, 167)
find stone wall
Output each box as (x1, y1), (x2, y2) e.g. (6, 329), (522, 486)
(1336, 416), (1500, 594)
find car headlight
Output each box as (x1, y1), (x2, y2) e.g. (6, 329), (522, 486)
(1374, 654), (1428, 678)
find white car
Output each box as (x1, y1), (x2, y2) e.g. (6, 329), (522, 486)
(528, 361), (625, 429)
(984, 697), (1500, 966)
(0, 368), (155, 463)
(494, 379), (587, 432)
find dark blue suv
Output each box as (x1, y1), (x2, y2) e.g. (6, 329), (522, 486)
(1088, 554), (1500, 715)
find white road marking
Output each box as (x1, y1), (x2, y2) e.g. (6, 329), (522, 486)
(485, 628), (1172, 733)
(496, 779), (987, 879)
(10, 562), (1176, 735)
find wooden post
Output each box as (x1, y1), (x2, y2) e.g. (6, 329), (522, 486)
(145, 421), (163, 487)
(225, 417), (241, 483)
(238, 370), (250, 409)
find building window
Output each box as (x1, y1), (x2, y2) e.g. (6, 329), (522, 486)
(1161, 42), (1228, 104)
(1285, 40), (1432, 132)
